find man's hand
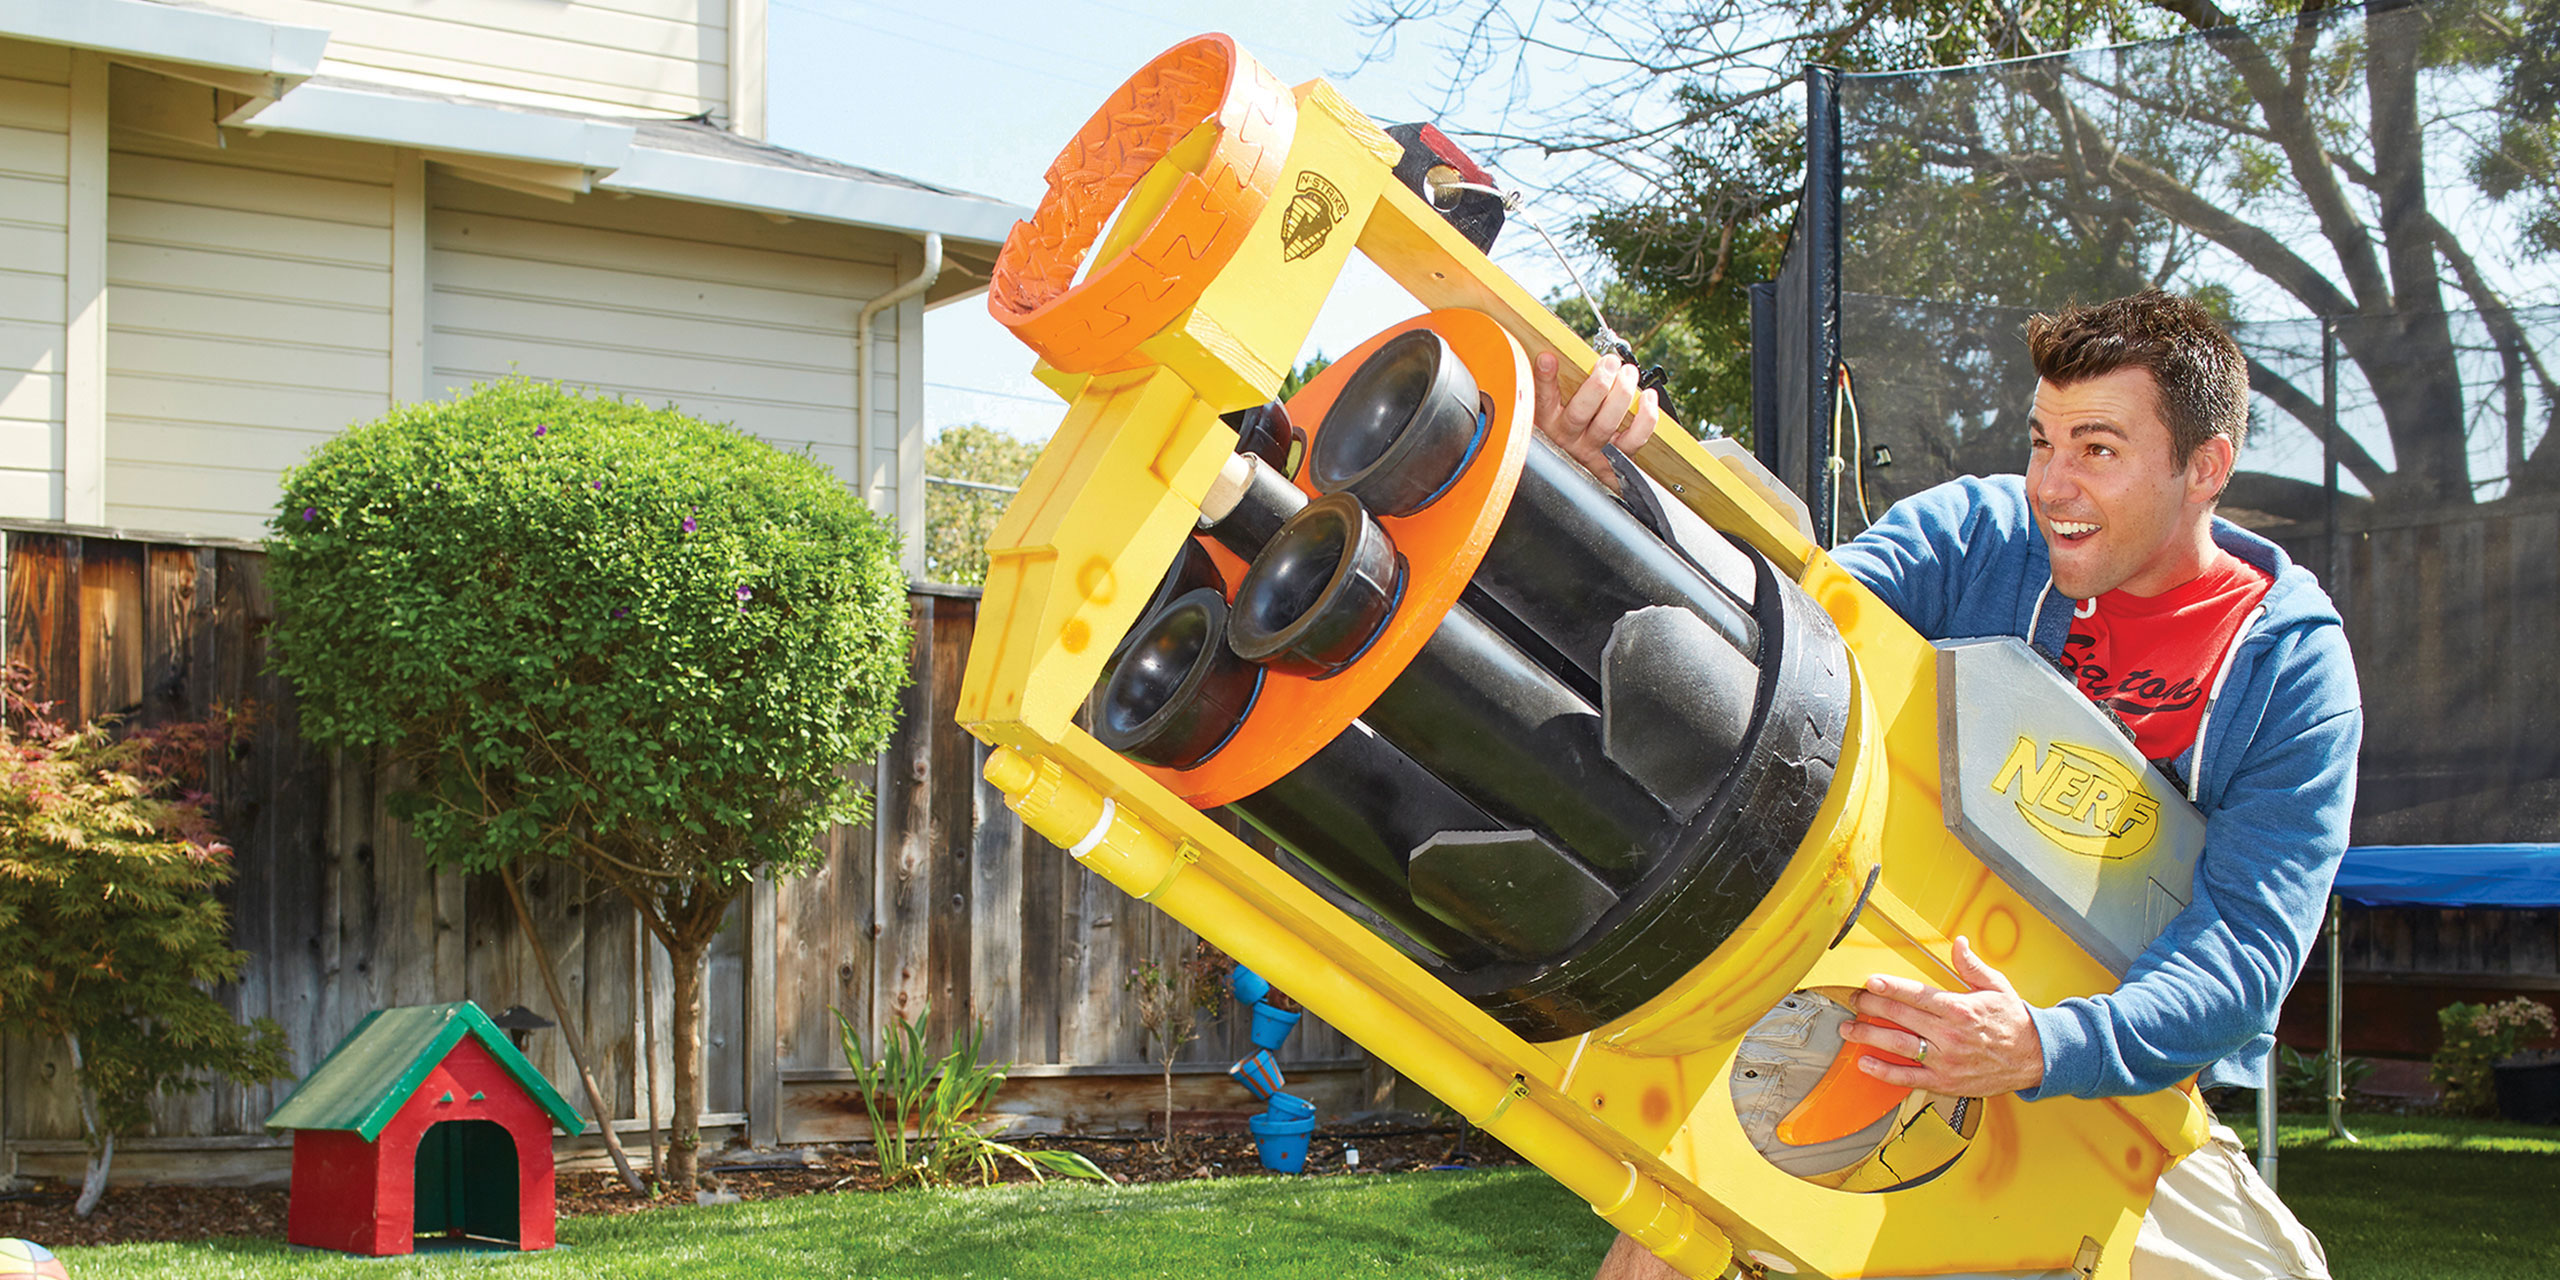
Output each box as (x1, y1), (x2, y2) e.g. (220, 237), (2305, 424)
(1842, 936), (2046, 1097)
(1533, 350), (1659, 494)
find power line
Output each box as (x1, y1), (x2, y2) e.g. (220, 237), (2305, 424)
(926, 380), (1064, 406)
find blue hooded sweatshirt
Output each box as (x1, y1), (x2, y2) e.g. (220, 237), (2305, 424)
(1829, 475), (2363, 1098)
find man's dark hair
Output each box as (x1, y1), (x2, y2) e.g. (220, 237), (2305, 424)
(2024, 290), (2248, 468)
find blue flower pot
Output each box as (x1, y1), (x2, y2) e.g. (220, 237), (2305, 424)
(1249, 1002), (1303, 1052)
(1248, 1110), (1316, 1173)
(1263, 1091), (1314, 1123)
(1228, 1049), (1285, 1102)
(1231, 967), (1273, 1008)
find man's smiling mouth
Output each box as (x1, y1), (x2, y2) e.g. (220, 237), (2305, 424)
(2050, 519), (2101, 540)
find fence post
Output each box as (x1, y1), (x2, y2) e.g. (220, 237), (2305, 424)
(748, 875), (780, 1148)
(1803, 64), (1843, 546)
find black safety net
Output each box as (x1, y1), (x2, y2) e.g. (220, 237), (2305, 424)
(1820, 0), (2560, 843)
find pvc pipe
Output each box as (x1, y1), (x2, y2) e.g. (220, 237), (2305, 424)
(856, 232), (942, 525)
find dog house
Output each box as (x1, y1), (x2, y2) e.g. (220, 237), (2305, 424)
(265, 1001), (583, 1255)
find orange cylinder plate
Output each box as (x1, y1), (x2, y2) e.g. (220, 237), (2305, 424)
(1141, 309), (1533, 808)
(987, 34), (1297, 373)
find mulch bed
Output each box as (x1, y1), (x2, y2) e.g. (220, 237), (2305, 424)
(0, 1122), (1520, 1248)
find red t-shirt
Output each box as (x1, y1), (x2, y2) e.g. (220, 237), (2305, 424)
(2056, 552), (2273, 763)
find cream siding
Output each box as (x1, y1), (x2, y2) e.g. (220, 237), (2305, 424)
(425, 175), (910, 530)
(103, 129), (394, 539)
(0, 38), (68, 520)
(228, 0), (728, 120)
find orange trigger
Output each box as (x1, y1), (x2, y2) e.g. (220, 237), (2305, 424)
(1772, 1017), (1919, 1147)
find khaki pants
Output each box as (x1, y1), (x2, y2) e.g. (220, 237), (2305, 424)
(2130, 1123), (2328, 1280)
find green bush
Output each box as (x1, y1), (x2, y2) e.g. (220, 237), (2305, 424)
(2431, 997), (2558, 1116)
(266, 378), (912, 1188)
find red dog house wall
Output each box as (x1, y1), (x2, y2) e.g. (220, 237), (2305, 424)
(265, 1001), (584, 1255)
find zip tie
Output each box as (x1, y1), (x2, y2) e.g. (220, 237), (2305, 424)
(1487, 1073), (1531, 1123)
(1068, 797), (1115, 861)
(1141, 841), (1202, 902)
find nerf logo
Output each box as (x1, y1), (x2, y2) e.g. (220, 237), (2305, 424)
(1986, 737), (2159, 859)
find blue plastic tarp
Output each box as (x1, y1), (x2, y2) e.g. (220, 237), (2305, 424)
(2333, 844), (2560, 909)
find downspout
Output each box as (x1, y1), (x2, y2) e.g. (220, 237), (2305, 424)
(857, 232), (939, 1039)
(856, 232), (943, 565)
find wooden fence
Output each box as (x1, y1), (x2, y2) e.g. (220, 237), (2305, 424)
(0, 526), (1374, 1186)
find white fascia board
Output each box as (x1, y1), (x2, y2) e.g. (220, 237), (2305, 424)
(233, 82), (633, 171)
(599, 145), (1024, 247)
(0, 0), (329, 78)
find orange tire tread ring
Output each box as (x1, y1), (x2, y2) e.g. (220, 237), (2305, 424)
(1139, 311), (1531, 808)
(990, 34), (1296, 372)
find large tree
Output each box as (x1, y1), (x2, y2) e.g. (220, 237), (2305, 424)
(268, 379), (911, 1191)
(1371, 0), (2559, 506)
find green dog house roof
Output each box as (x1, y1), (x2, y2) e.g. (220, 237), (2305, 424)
(265, 1001), (583, 1141)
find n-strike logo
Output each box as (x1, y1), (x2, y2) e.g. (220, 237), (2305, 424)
(1280, 172), (1349, 261)
(1987, 736), (2161, 859)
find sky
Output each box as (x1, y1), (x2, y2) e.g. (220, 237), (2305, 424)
(763, 0), (1593, 444)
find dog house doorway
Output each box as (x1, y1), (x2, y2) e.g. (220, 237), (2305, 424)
(415, 1119), (521, 1248)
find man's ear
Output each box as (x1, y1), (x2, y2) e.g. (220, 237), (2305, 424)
(2187, 436), (2236, 505)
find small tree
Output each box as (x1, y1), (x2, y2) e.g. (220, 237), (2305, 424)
(1124, 941), (1232, 1158)
(0, 672), (287, 1216)
(266, 379), (912, 1191)
(922, 424), (1041, 586)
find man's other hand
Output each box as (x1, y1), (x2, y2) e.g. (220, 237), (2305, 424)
(1843, 936), (2046, 1097)
(1533, 350), (1658, 494)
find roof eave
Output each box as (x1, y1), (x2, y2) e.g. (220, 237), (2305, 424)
(228, 81), (633, 171)
(0, 0), (330, 81)
(220, 80), (1025, 252)
(596, 144), (1021, 251)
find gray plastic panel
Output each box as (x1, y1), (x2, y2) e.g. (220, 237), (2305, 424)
(1936, 638), (2206, 975)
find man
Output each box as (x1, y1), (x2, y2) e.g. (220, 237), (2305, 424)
(1538, 291), (2360, 1280)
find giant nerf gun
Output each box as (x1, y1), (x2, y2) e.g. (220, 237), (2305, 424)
(958, 35), (2215, 1279)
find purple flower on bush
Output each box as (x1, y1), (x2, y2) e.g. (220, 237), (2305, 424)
(592, 479), (604, 490)
(301, 507), (317, 522)
(534, 424), (548, 437)
(682, 514), (697, 533)
(612, 607), (629, 619)
(735, 586), (753, 603)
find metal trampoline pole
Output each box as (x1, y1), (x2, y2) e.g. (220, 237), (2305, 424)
(2258, 1052), (2279, 1188)
(2328, 894), (2358, 1143)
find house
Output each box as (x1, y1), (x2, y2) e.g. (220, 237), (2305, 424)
(265, 1001), (585, 1256)
(0, 0), (1021, 573)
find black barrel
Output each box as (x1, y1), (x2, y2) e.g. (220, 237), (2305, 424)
(1470, 432), (1758, 687)
(1231, 722), (1502, 967)
(1199, 452), (1307, 562)
(1093, 588), (1262, 771)
(1229, 498), (1672, 878)
(1092, 582), (1499, 965)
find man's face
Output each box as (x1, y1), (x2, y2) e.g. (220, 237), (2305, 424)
(2026, 367), (2226, 599)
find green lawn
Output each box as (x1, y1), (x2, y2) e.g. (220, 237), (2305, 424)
(2229, 1112), (2560, 1280)
(49, 1115), (2560, 1279)
(55, 1168), (1616, 1280)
